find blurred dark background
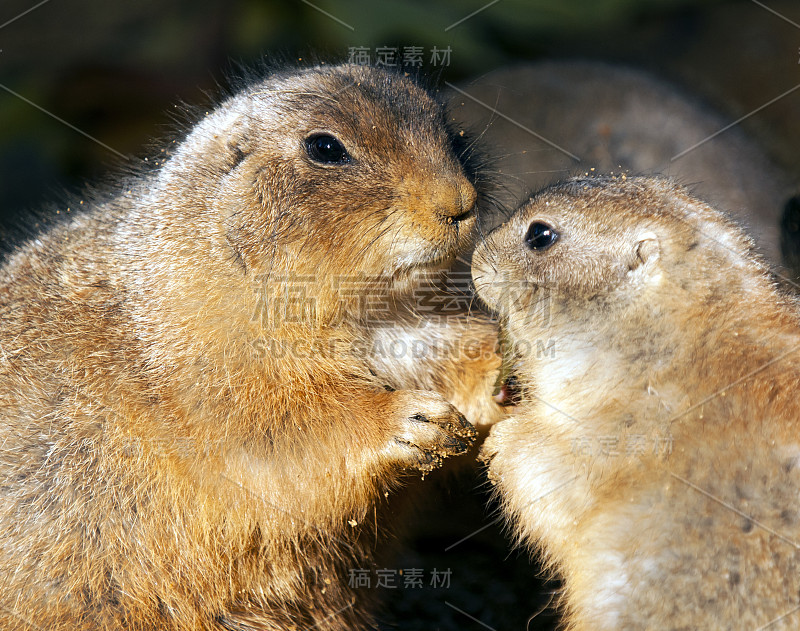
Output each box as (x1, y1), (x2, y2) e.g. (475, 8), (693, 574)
(1, 0), (798, 628)
(1, 0), (798, 226)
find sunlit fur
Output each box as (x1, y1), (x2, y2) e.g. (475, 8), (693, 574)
(0, 64), (502, 630)
(474, 176), (800, 630)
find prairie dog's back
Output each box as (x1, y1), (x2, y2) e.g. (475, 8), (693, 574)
(474, 176), (800, 630)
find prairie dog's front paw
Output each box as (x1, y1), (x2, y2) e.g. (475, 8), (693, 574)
(381, 390), (477, 473)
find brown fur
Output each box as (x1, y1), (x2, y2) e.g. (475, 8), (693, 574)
(474, 176), (800, 629)
(0, 64), (502, 630)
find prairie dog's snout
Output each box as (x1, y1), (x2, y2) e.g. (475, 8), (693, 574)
(434, 173), (478, 222)
(397, 166), (477, 237)
(471, 207), (545, 313)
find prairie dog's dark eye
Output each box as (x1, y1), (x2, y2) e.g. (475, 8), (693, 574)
(305, 134), (350, 164)
(525, 221), (558, 250)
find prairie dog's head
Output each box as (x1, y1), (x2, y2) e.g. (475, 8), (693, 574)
(163, 64), (480, 289)
(473, 175), (762, 334)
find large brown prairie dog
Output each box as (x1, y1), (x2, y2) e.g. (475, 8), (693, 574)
(473, 176), (800, 630)
(0, 64), (502, 630)
(451, 61), (796, 265)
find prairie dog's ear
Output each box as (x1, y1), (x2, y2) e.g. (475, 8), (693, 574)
(633, 231), (660, 268)
(194, 106), (251, 172)
(223, 113), (252, 167)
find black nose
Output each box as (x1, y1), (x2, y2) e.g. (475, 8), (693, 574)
(525, 221), (558, 250)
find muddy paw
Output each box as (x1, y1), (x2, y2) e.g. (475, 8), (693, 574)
(382, 390), (477, 473)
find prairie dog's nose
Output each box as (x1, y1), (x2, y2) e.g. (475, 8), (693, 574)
(400, 171), (477, 222)
(438, 175), (477, 224)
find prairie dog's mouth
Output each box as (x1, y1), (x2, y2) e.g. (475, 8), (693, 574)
(388, 257), (449, 287)
(493, 374), (522, 408)
(391, 242), (459, 274)
(444, 208), (475, 225)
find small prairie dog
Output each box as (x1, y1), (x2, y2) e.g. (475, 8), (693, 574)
(473, 176), (800, 630)
(0, 64), (501, 630)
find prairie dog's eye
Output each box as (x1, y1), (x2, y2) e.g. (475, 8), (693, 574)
(525, 221), (559, 250)
(305, 134), (351, 165)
